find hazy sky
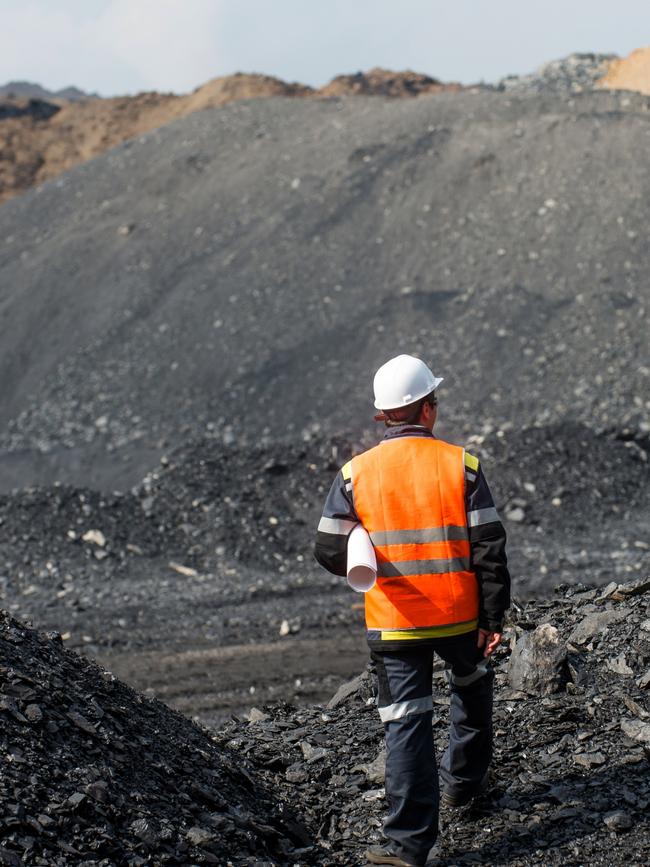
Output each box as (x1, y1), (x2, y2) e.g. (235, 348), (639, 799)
(1, 0), (648, 95)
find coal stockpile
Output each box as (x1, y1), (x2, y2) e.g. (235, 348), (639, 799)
(0, 88), (649, 492)
(0, 436), (370, 726)
(5, 578), (647, 866)
(2, 424), (648, 633)
(219, 578), (650, 866)
(0, 610), (311, 866)
(1, 423), (648, 727)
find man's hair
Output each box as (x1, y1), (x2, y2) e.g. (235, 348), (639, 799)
(383, 390), (437, 427)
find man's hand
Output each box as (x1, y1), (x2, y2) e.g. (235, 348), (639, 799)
(477, 628), (502, 658)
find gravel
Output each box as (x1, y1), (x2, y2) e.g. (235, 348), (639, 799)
(0, 88), (649, 492)
(0, 609), (310, 865)
(499, 53), (617, 94)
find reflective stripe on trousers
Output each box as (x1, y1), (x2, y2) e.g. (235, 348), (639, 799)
(370, 631), (494, 866)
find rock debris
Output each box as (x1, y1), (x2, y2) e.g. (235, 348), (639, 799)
(3, 577), (649, 864)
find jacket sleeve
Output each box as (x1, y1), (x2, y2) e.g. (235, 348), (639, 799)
(464, 452), (511, 632)
(314, 460), (360, 577)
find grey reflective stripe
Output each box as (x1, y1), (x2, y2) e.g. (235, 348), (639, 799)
(345, 482), (352, 493)
(467, 507), (500, 527)
(378, 695), (433, 722)
(370, 526), (468, 546)
(317, 517), (358, 535)
(447, 662), (490, 687)
(377, 557), (470, 578)
(465, 471), (477, 484)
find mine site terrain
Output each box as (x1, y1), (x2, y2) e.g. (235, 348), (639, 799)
(0, 48), (649, 865)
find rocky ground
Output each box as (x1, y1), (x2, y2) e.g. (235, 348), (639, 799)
(2, 578), (649, 865)
(0, 424), (647, 726)
(1, 51), (650, 865)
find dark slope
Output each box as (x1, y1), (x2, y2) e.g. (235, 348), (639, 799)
(0, 610), (309, 865)
(0, 89), (648, 490)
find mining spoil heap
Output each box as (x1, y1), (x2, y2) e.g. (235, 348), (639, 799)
(0, 80), (649, 724)
(0, 423), (648, 726)
(0, 69), (459, 206)
(1, 58), (650, 865)
(1, 88), (649, 491)
(0, 609), (311, 865)
(2, 579), (650, 865)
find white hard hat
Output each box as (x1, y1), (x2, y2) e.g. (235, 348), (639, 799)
(373, 354), (443, 411)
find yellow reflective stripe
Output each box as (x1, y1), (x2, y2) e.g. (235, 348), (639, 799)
(379, 619), (478, 641)
(464, 452), (479, 471)
(341, 460), (352, 481)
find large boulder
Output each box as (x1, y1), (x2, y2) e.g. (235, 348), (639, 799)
(508, 623), (569, 695)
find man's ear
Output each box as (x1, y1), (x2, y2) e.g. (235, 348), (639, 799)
(420, 401), (435, 425)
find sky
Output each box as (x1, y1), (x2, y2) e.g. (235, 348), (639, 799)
(1, 0), (648, 96)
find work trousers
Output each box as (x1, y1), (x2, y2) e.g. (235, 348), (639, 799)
(370, 630), (494, 866)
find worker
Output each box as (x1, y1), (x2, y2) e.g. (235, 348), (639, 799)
(314, 354), (511, 867)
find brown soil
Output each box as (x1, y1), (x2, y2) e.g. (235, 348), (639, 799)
(0, 70), (459, 205)
(319, 66), (460, 98)
(598, 45), (650, 95)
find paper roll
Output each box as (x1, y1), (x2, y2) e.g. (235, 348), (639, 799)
(347, 524), (377, 593)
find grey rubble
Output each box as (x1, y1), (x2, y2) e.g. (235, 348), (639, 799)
(2, 578), (650, 866)
(0, 89), (649, 494)
(499, 53), (617, 94)
(0, 609), (309, 866)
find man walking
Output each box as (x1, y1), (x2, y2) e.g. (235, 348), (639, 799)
(314, 354), (511, 867)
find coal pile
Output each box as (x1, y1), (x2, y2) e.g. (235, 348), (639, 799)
(3, 577), (648, 865)
(1, 421), (647, 729)
(1, 88), (649, 492)
(0, 435), (370, 725)
(2, 424), (648, 649)
(218, 578), (650, 866)
(0, 609), (311, 866)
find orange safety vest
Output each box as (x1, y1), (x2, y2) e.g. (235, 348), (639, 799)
(349, 436), (479, 640)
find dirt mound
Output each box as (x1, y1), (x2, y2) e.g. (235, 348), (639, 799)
(598, 45), (650, 96)
(185, 71), (313, 111)
(320, 67), (458, 97)
(0, 609), (309, 865)
(0, 72), (310, 205)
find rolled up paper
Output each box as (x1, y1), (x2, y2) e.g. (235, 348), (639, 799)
(347, 524), (377, 593)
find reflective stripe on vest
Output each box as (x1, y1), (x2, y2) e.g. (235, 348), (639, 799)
(351, 437), (479, 634)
